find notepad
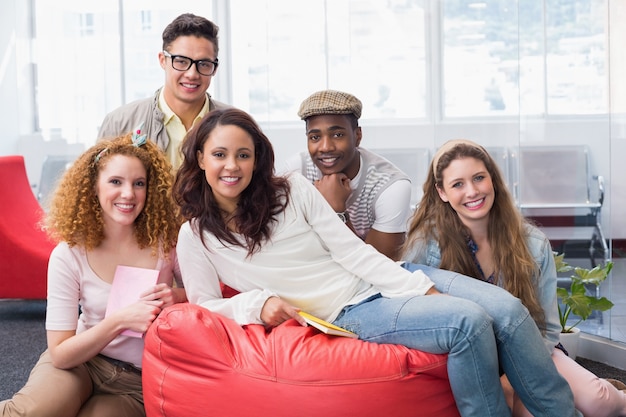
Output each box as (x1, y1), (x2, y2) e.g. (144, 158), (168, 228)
(298, 311), (358, 339)
(105, 265), (159, 337)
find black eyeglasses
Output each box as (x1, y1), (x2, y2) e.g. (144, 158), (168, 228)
(162, 50), (219, 76)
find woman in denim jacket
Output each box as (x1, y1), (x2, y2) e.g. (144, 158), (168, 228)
(402, 139), (626, 417)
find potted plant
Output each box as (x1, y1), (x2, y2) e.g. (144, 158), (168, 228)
(554, 253), (614, 358)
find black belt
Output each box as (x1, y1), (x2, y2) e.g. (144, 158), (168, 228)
(98, 354), (142, 375)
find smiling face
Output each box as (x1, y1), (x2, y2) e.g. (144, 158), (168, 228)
(305, 114), (362, 179)
(197, 124), (256, 213)
(159, 35), (216, 111)
(95, 154), (147, 229)
(436, 156), (495, 228)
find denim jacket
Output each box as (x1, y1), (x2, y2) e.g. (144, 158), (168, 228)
(404, 223), (560, 354)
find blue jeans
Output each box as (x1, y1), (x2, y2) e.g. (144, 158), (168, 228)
(332, 263), (578, 417)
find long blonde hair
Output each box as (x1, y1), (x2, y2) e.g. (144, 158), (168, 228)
(402, 140), (545, 329)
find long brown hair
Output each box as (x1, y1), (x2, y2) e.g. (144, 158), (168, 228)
(402, 140), (545, 328)
(174, 108), (290, 256)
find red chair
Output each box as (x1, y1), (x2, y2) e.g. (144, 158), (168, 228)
(0, 155), (55, 299)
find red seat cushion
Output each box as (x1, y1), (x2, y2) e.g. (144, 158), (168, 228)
(143, 303), (459, 417)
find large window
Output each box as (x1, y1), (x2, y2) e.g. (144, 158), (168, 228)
(29, 0), (613, 144)
(442, 0), (608, 118)
(229, 0), (429, 123)
(442, 1), (521, 116)
(32, 1), (213, 145)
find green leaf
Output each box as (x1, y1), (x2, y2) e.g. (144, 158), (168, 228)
(564, 290), (593, 320)
(556, 287), (570, 298)
(587, 297), (614, 312)
(554, 252), (574, 273)
(553, 254), (614, 332)
(572, 262), (613, 286)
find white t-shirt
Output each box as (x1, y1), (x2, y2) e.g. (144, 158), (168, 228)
(282, 149), (412, 237)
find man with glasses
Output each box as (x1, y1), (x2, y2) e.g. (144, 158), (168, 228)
(98, 13), (228, 168)
(282, 90), (412, 260)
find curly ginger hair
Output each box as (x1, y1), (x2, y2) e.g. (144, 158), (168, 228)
(45, 133), (181, 255)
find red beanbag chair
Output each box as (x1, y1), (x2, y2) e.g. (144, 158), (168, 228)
(143, 303), (459, 417)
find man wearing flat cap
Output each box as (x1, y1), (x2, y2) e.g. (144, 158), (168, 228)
(282, 90), (412, 260)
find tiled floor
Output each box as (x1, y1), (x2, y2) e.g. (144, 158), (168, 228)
(566, 256), (626, 343)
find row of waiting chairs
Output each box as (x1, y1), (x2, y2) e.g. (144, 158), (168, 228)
(372, 145), (608, 267)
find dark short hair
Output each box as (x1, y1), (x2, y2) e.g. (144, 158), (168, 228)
(162, 13), (219, 55)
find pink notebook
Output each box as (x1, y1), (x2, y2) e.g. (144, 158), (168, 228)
(105, 265), (159, 337)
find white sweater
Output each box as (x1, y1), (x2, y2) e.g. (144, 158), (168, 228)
(177, 173), (434, 325)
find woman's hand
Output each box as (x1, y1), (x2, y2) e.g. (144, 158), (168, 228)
(47, 297), (162, 369)
(426, 286), (443, 295)
(260, 296), (307, 327)
(141, 283), (185, 309)
(115, 299), (163, 335)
